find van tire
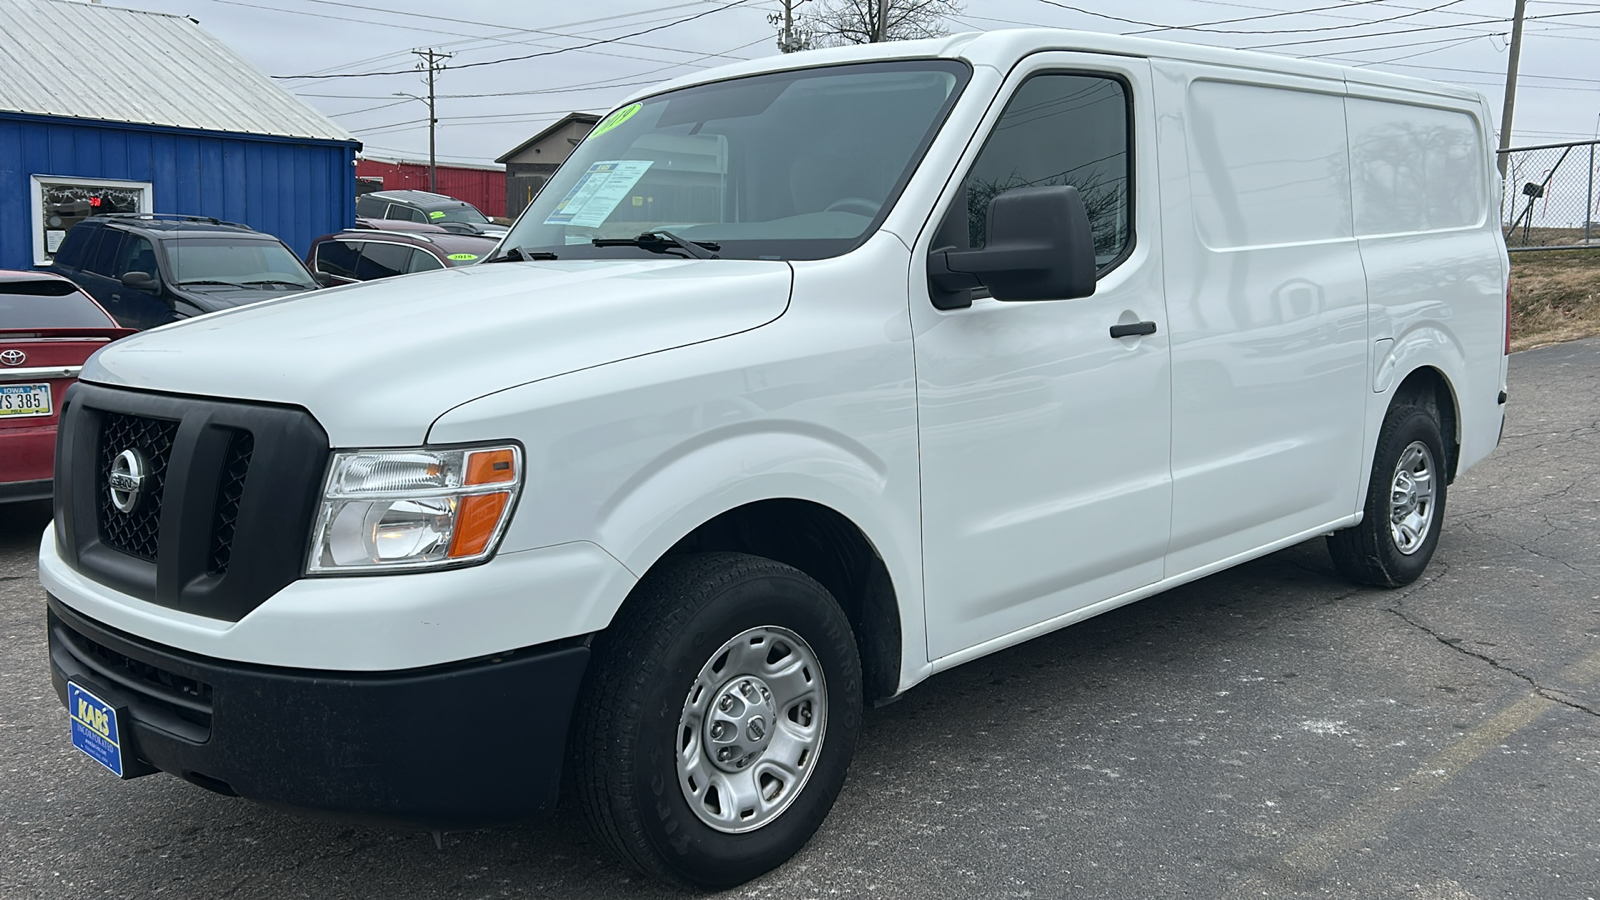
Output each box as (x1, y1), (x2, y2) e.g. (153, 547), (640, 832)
(570, 552), (863, 889)
(1327, 403), (1449, 587)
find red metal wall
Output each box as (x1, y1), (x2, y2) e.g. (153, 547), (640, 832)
(355, 158), (506, 218)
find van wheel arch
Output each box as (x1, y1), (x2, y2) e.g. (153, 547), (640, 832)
(614, 499), (902, 705)
(1392, 366), (1460, 483)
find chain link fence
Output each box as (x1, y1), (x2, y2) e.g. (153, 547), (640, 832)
(1499, 139), (1600, 251)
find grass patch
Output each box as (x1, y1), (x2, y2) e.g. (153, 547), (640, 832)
(1508, 248), (1600, 351)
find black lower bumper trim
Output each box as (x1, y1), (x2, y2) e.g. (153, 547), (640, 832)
(0, 478), (51, 504)
(48, 595), (590, 830)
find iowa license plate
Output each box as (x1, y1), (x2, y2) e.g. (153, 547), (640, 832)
(67, 682), (126, 777)
(0, 382), (52, 418)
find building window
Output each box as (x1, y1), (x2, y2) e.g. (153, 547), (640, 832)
(29, 175), (152, 266)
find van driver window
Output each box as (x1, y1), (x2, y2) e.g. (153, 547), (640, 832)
(958, 74), (1131, 267)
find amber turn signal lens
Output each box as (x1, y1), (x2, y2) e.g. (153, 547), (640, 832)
(448, 492), (510, 558)
(466, 448), (517, 485)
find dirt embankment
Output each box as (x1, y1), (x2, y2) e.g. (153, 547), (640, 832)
(1509, 248), (1600, 351)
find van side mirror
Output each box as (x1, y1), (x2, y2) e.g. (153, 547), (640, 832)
(120, 271), (158, 292)
(927, 185), (1098, 306)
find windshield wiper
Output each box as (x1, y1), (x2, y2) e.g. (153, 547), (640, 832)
(242, 279), (315, 289)
(178, 280), (245, 288)
(485, 246), (559, 263)
(592, 231), (720, 260)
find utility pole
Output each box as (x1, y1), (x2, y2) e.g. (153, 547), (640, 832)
(1497, 0), (1528, 178)
(413, 48), (452, 192)
(876, 0), (889, 41)
(771, 0), (809, 53)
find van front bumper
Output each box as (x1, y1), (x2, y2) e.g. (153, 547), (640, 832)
(47, 595), (590, 830)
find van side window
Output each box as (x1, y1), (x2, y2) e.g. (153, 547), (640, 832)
(956, 74), (1131, 266)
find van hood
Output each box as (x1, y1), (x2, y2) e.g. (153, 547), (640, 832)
(82, 259), (793, 446)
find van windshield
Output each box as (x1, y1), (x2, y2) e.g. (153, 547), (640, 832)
(502, 60), (970, 261)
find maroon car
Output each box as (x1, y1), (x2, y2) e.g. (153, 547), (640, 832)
(307, 224), (499, 285)
(1, 271), (134, 503)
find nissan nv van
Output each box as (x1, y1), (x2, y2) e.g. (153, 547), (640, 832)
(41, 29), (1509, 889)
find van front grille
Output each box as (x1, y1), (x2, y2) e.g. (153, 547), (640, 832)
(97, 413), (178, 562)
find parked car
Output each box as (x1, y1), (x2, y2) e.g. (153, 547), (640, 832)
(1, 271), (133, 503)
(355, 190), (508, 237)
(41, 30), (1509, 890)
(46, 214), (319, 330)
(308, 225), (498, 285)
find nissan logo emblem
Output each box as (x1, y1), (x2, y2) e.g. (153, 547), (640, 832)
(108, 449), (148, 514)
(0, 349), (24, 366)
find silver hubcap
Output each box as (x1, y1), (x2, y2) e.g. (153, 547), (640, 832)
(676, 626), (826, 833)
(1389, 440), (1436, 555)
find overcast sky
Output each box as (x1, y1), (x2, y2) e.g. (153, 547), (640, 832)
(107, 0), (1600, 167)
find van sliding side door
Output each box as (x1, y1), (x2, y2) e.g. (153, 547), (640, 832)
(1152, 62), (1370, 576)
(912, 55), (1173, 663)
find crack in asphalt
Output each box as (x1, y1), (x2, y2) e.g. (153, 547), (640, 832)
(1388, 604), (1600, 719)
(1456, 518), (1598, 577)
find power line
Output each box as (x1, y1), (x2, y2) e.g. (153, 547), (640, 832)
(216, 0), (744, 80)
(272, 0), (754, 80)
(282, 0), (757, 62)
(327, 98), (413, 118)
(1126, 0), (1389, 35)
(1035, 0), (1477, 36)
(1246, 7), (1600, 49)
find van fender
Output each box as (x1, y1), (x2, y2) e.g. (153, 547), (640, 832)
(1360, 324), (1466, 505)
(587, 423), (924, 663)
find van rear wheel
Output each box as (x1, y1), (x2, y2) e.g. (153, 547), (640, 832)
(570, 552), (862, 889)
(1327, 402), (1449, 587)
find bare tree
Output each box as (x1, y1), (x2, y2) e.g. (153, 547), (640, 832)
(812, 0), (964, 46)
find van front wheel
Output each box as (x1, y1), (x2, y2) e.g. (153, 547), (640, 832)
(1327, 402), (1449, 587)
(570, 552), (863, 889)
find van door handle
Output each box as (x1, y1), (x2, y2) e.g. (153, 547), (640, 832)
(1109, 321), (1157, 339)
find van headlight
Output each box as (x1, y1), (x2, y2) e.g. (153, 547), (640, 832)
(307, 445), (522, 574)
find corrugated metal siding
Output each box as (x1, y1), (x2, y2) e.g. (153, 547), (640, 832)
(0, 0), (352, 143)
(0, 114), (355, 268)
(355, 159), (507, 218)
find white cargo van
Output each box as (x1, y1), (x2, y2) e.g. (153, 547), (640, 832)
(41, 29), (1508, 889)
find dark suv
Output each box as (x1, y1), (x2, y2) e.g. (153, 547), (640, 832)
(354, 190), (508, 237)
(46, 215), (320, 330)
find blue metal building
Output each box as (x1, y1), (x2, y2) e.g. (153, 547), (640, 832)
(0, 0), (359, 271)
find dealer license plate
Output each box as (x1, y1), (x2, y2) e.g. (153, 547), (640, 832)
(67, 682), (125, 777)
(0, 383), (52, 418)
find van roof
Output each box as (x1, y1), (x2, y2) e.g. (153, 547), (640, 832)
(625, 27), (1482, 106)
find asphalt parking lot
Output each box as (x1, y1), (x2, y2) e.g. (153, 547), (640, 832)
(3, 338), (1597, 900)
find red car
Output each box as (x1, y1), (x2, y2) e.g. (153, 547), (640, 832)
(1, 271), (134, 503)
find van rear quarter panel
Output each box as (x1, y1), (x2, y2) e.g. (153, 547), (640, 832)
(1344, 84), (1507, 482)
